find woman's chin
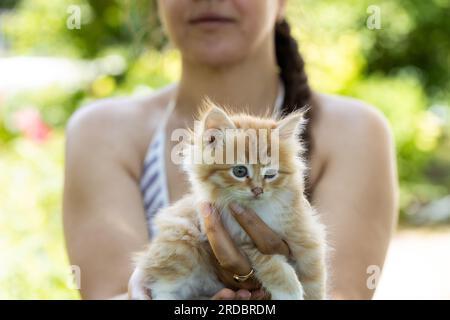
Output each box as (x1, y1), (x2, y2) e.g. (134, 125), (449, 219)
(187, 48), (247, 68)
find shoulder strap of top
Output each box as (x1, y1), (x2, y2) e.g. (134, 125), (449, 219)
(151, 92), (177, 206)
(272, 79), (285, 120)
(155, 96), (177, 133)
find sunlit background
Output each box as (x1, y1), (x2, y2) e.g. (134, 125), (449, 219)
(0, 0), (449, 299)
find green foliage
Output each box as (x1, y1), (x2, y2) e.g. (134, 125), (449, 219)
(0, 0), (19, 10)
(2, 0), (162, 58)
(286, 0), (450, 218)
(363, 0), (450, 100)
(0, 0), (449, 299)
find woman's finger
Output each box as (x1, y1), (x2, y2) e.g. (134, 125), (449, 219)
(211, 255), (260, 291)
(211, 288), (237, 300)
(200, 202), (252, 276)
(251, 289), (271, 300)
(229, 202), (291, 257)
(235, 289), (252, 300)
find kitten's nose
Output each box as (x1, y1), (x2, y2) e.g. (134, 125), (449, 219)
(251, 187), (264, 197)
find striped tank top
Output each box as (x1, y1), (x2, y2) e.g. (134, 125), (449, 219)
(140, 82), (285, 237)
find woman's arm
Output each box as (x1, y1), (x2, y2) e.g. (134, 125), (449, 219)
(63, 104), (149, 299)
(312, 102), (399, 299)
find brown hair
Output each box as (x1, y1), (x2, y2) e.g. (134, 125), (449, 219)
(275, 19), (314, 199)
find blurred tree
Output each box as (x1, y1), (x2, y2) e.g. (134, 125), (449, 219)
(0, 0), (19, 9)
(362, 0), (450, 103)
(2, 0), (164, 58)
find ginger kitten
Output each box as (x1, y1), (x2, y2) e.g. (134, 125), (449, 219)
(134, 102), (327, 300)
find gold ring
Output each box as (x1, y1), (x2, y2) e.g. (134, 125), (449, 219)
(233, 268), (255, 283)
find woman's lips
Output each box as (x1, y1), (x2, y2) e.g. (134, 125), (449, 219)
(188, 14), (236, 25)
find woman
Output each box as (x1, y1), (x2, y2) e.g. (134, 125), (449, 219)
(63, 0), (398, 300)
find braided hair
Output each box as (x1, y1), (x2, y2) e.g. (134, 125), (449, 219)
(275, 19), (315, 199)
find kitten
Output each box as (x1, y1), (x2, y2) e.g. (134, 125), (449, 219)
(134, 101), (327, 300)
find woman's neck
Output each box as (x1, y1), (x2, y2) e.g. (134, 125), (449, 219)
(175, 41), (280, 117)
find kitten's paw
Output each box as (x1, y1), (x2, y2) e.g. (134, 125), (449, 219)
(128, 268), (151, 300)
(150, 289), (180, 300)
(270, 287), (304, 300)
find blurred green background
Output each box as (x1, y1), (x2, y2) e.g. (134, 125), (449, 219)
(0, 0), (449, 299)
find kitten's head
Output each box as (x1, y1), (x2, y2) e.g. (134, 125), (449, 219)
(183, 99), (308, 208)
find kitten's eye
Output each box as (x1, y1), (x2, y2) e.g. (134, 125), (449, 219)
(263, 169), (278, 180)
(232, 166), (248, 178)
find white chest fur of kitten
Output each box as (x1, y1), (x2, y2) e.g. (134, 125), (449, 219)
(207, 192), (294, 246)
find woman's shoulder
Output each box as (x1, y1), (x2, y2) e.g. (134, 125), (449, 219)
(65, 84), (176, 176)
(312, 92), (394, 158)
(67, 84), (176, 137)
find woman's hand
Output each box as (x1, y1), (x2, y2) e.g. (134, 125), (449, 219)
(199, 202), (291, 300)
(128, 202), (290, 300)
(127, 267), (264, 300)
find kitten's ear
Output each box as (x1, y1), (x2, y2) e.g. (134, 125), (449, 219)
(276, 110), (307, 139)
(201, 98), (235, 131)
